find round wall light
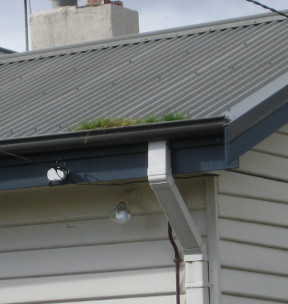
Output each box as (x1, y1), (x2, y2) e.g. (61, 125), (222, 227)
(109, 201), (131, 224)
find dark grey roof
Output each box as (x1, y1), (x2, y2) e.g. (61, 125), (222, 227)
(1, 12), (288, 139)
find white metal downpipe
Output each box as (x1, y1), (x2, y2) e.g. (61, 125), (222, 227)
(148, 141), (210, 304)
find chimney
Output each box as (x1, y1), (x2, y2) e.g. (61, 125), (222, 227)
(30, 1), (139, 50)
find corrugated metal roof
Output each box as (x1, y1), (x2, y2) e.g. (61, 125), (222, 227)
(1, 12), (288, 139)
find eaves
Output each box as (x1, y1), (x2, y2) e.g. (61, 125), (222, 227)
(225, 72), (288, 162)
(0, 117), (237, 190)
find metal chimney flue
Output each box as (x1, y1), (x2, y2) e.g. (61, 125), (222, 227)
(52, 0), (77, 8)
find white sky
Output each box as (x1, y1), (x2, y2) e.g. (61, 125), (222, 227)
(0, 0), (288, 52)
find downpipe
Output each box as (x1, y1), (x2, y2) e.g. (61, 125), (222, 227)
(168, 222), (182, 304)
(148, 141), (210, 304)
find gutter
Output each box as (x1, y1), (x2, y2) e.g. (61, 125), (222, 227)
(0, 117), (234, 190)
(0, 117), (226, 155)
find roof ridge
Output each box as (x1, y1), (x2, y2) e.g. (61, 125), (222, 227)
(0, 9), (287, 64)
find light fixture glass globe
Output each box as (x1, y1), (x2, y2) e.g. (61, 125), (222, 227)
(109, 201), (131, 224)
(47, 167), (69, 182)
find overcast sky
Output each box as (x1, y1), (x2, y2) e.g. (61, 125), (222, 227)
(1, 0), (288, 52)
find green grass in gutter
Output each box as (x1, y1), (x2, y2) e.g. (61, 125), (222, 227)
(72, 111), (189, 131)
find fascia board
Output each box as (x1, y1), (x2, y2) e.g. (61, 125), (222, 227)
(0, 135), (238, 190)
(0, 144), (148, 190)
(227, 101), (288, 162)
(225, 71), (288, 142)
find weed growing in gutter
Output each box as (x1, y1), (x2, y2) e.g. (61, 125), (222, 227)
(72, 112), (189, 131)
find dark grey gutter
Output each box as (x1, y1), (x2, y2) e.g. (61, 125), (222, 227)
(0, 117), (227, 155)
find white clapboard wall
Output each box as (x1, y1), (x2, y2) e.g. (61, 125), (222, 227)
(0, 177), (207, 303)
(218, 124), (288, 304)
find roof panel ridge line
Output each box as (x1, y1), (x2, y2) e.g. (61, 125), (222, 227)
(1, 10), (287, 64)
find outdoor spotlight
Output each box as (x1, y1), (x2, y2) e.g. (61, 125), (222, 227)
(47, 167), (69, 182)
(109, 201), (131, 224)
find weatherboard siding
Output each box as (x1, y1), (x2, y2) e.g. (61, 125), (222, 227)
(58, 296), (184, 304)
(0, 177), (207, 303)
(218, 126), (288, 303)
(222, 295), (281, 304)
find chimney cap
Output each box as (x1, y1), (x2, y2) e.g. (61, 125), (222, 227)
(52, 0), (77, 8)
